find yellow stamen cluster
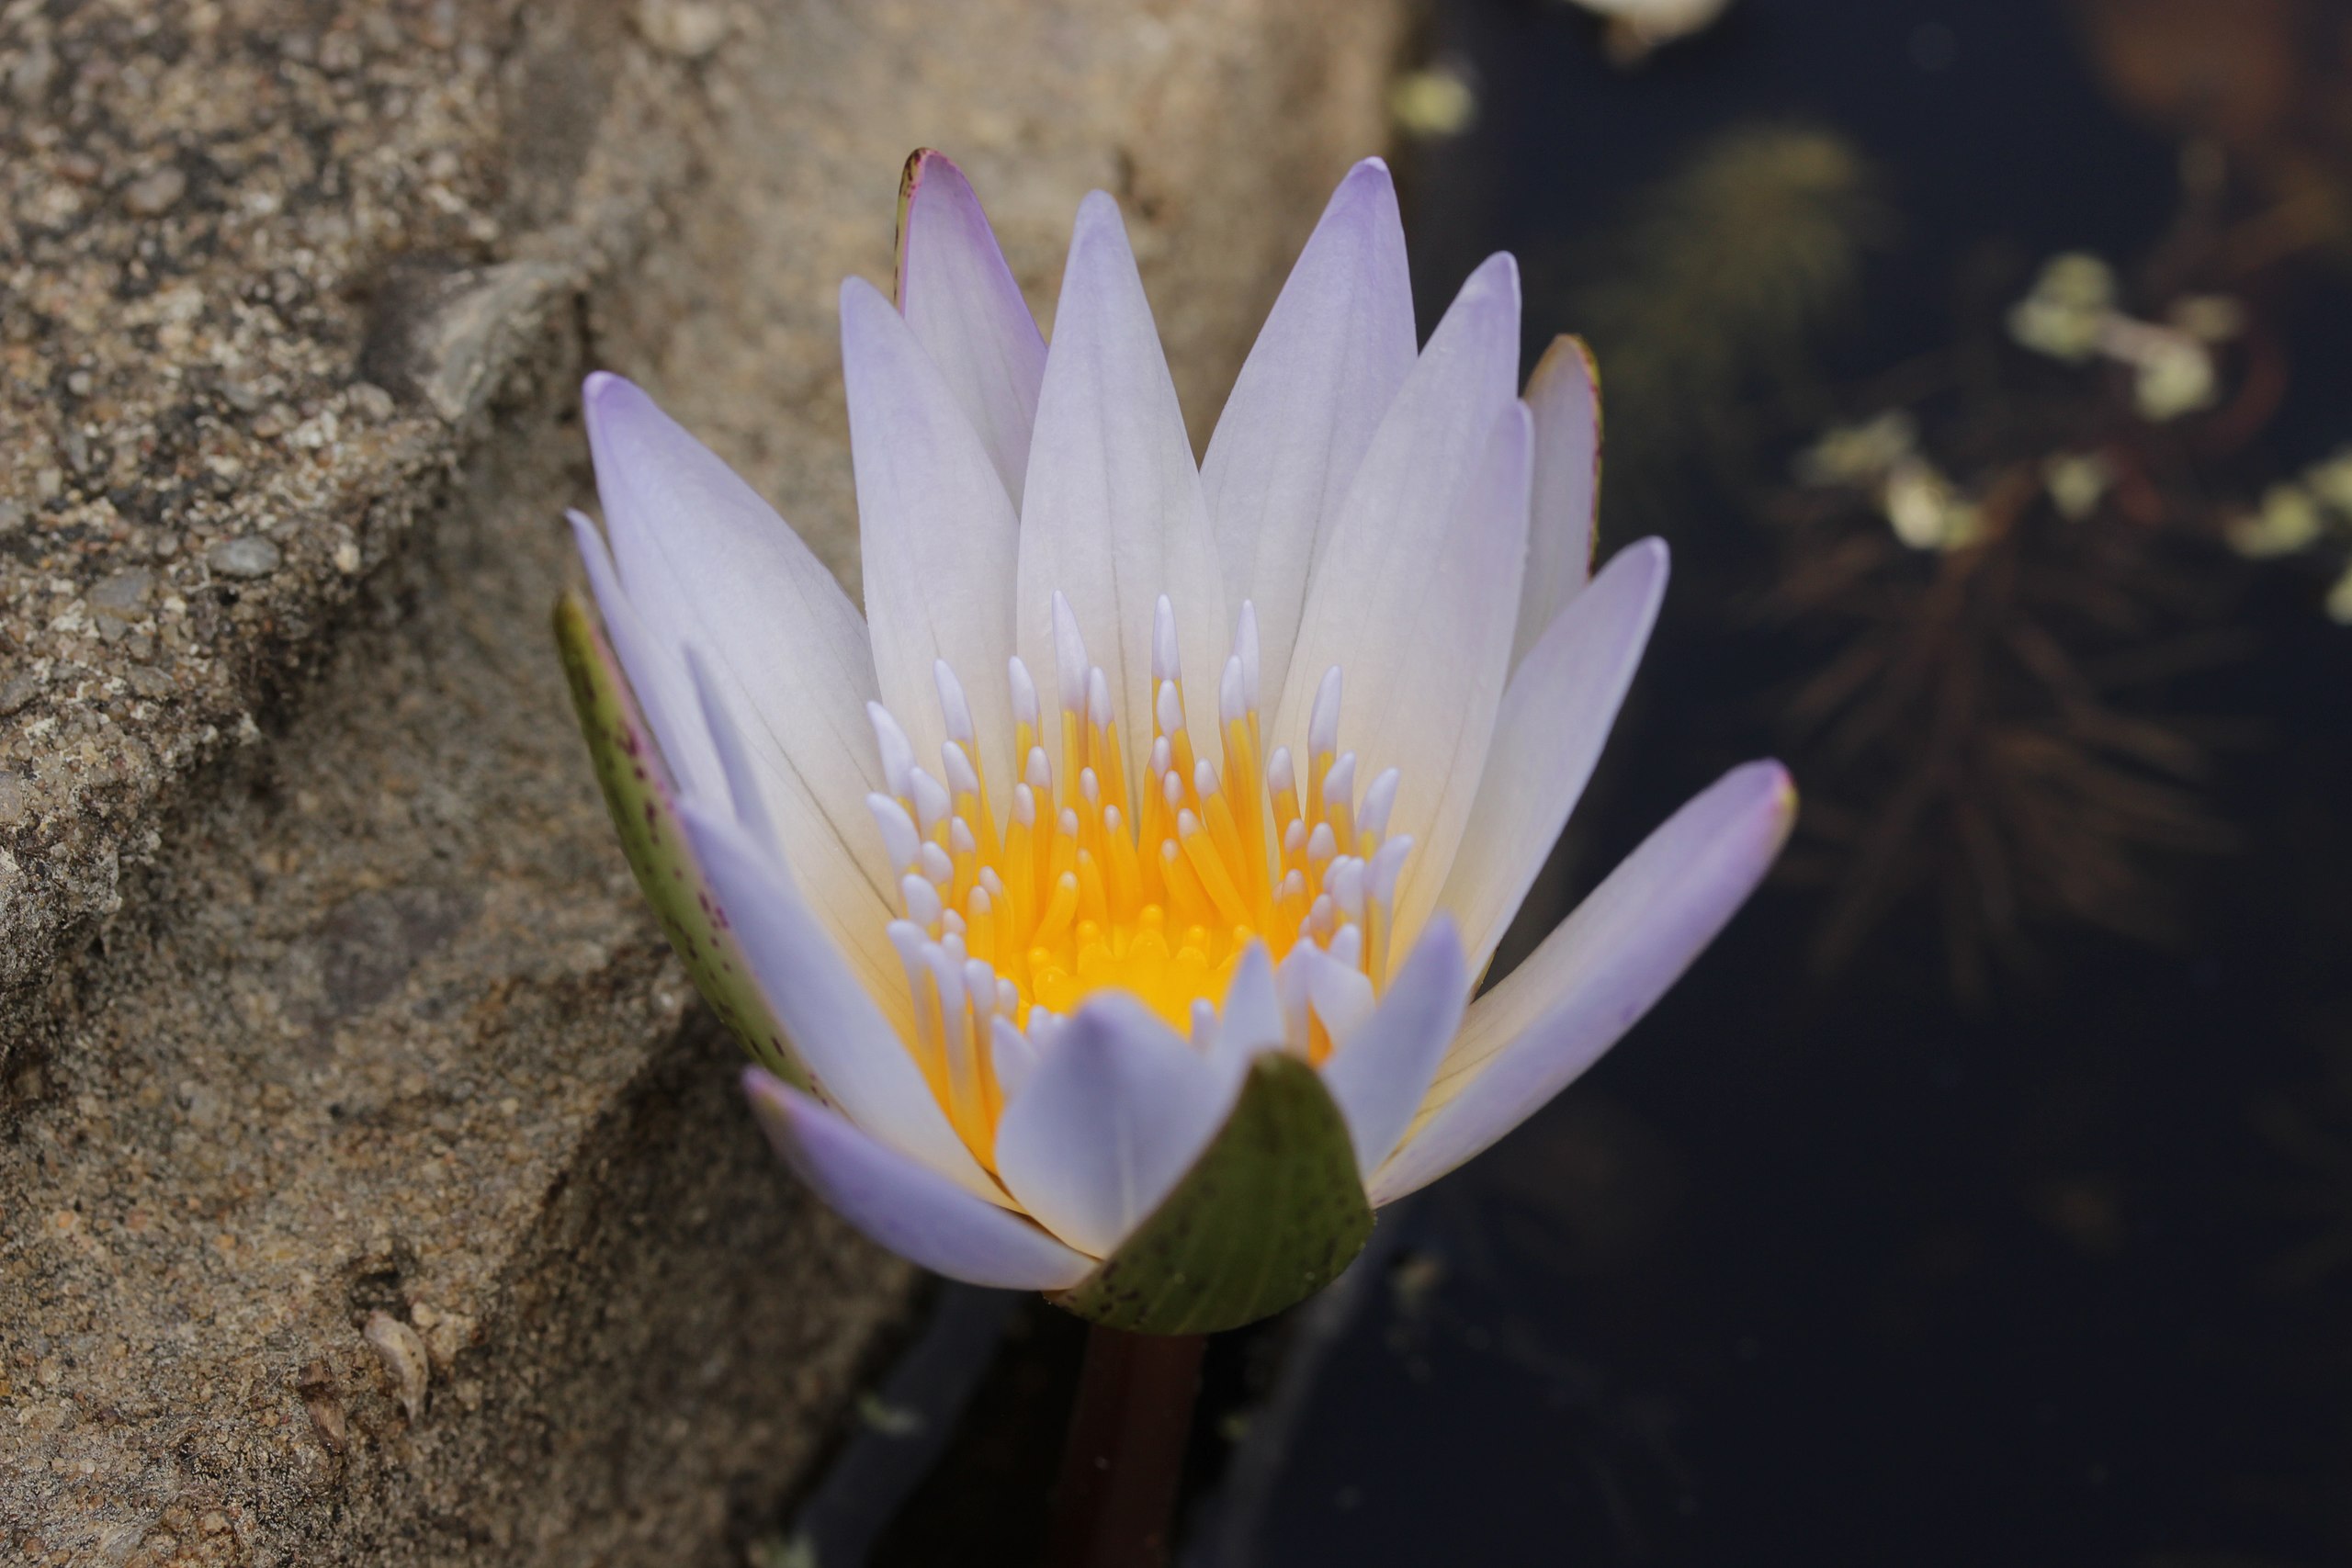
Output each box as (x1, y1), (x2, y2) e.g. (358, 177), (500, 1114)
(866, 594), (1412, 1168)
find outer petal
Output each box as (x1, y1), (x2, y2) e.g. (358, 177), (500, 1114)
(842, 277), (1022, 797)
(1510, 335), (1602, 669)
(895, 149), (1046, 508)
(571, 512), (716, 797)
(1318, 918), (1469, 1177)
(1370, 761), (1797, 1205)
(583, 373), (897, 926)
(682, 804), (1005, 1205)
(1016, 191), (1229, 786)
(1272, 255), (1529, 963)
(745, 1070), (1091, 1291)
(1199, 158), (1416, 712)
(1438, 538), (1668, 976)
(554, 589), (806, 1091)
(992, 994), (1247, 1258)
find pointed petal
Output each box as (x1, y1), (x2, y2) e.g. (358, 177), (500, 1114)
(682, 804), (1006, 1206)
(1207, 942), (1287, 1075)
(896, 150), (1046, 507)
(842, 277), (1022, 798)
(1439, 538), (1668, 976)
(745, 1070), (1091, 1290)
(1318, 919), (1469, 1176)
(1200, 158), (1416, 711)
(992, 994), (1246, 1258)
(583, 373), (898, 926)
(682, 641), (911, 1043)
(1510, 335), (1602, 668)
(1017, 192), (1228, 787)
(554, 589), (807, 1091)
(1370, 761), (1796, 1205)
(1272, 256), (1529, 961)
(1050, 1053), (1370, 1334)
(571, 511), (718, 799)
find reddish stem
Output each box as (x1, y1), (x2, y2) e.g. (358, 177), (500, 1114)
(1043, 1326), (1206, 1568)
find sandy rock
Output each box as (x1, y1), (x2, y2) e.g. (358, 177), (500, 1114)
(0, 0), (1403, 1562)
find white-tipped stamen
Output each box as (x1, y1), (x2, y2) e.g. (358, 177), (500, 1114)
(910, 768), (951, 836)
(1309, 667), (1342, 760)
(943, 739), (981, 799)
(1152, 593), (1181, 682)
(900, 874), (944, 930)
(1008, 655), (1039, 731)
(1087, 666), (1114, 731)
(934, 660), (975, 745)
(1155, 679), (1184, 739)
(866, 793), (921, 873)
(868, 701), (915, 800)
(1361, 768), (1400, 842)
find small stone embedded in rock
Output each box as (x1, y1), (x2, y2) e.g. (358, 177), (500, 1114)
(124, 166), (188, 218)
(0, 500), (25, 536)
(89, 568), (156, 615)
(364, 1311), (431, 1421)
(8, 41), (55, 104)
(0, 673), (40, 716)
(0, 773), (27, 826)
(345, 381), (397, 423)
(206, 536), (283, 579)
(635, 0), (731, 58)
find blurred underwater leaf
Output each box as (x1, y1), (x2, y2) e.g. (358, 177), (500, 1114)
(1544, 122), (1891, 538)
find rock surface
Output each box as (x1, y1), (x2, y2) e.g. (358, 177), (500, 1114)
(0, 0), (1403, 1562)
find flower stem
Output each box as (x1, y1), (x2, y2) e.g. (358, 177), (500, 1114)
(1044, 1325), (1206, 1568)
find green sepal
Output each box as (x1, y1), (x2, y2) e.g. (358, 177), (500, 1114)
(553, 590), (811, 1091)
(1051, 1053), (1374, 1336)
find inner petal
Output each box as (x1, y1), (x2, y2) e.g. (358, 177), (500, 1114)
(865, 592), (1418, 1173)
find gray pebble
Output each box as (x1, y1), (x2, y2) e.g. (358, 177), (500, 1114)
(0, 500), (24, 536)
(206, 536), (283, 579)
(0, 673), (41, 716)
(89, 568), (156, 612)
(124, 166), (188, 218)
(8, 42), (55, 105)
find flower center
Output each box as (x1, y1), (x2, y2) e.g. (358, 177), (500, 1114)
(865, 593), (1412, 1169)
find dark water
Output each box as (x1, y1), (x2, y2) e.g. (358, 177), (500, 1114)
(789, 3), (2352, 1564)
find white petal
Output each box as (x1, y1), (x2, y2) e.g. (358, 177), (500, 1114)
(744, 1070), (1091, 1290)
(1318, 919), (1469, 1177)
(896, 150), (1047, 508)
(1438, 538), (1668, 976)
(1204, 942), (1286, 1076)
(571, 510), (710, 798)
(682, 647), (912, 1041)
(1272, 256), (1529, 966)
(1017, 192), (1228, 788)
(1370, 761), (1796, 1204)
(1200, 158), (1416, 712)
(1510, 335), (1602, 669)
(841, 277), (1022, 799)
(583, 373), (898, 926)
(991, 994), (1246, 1258)
(681, 804), (1007, 1206)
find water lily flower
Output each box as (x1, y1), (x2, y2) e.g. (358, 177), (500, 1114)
(557, 151), (1794, 1334)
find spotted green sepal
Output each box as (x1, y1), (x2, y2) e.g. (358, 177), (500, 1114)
(553, 590), (810, 1092)
(1051, 1053), (1373, 1336)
